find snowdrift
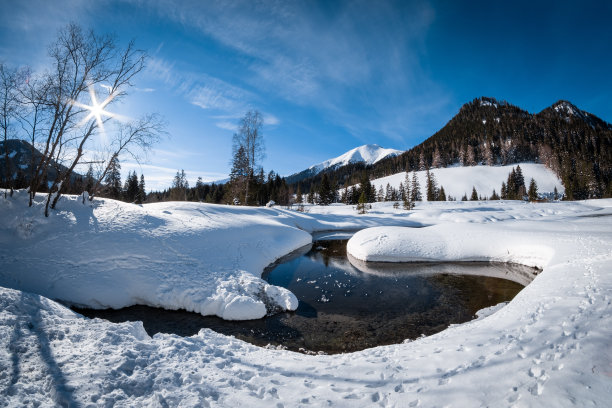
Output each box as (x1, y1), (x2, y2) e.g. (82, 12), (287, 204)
(0, 191), (420, 320)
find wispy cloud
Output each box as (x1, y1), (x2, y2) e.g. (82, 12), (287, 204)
(142, 0), (449, 145)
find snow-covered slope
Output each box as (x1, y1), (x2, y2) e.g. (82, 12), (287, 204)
(370, 163), (564, 199)
(310, 144), (402, 173)
(1, 196), (611, 407)
(286, 144), (402, 183)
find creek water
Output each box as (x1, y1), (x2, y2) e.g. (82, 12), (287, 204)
(75, 234), (536, 354)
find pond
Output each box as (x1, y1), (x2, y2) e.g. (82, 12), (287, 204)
(74, 233), (537, 354)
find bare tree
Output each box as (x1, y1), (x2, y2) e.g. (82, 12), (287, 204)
(16, 68), (52, 204)
(231, 110), (264, 205)
(0, 63), (20, 197)
(12, 24), (158, 216)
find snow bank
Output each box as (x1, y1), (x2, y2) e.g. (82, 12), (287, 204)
(0, 191), (420, 320)
(1, 198), (611, 407)
(347, 224), (555, 268)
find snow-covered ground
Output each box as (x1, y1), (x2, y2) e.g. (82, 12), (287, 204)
(1, 192), (611, 406)
(370, 162), (564, 200)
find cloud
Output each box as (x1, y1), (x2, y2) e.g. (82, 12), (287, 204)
(263, 114), (280, 126)
(215, 121), (238, 132)
(142, 0), (448, 145)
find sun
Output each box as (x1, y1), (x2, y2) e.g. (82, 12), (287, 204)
(71, 84), (120, 136)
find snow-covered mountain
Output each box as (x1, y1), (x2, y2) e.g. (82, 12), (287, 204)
(540, 100), (612, 130)
(286, 144), (402, 184)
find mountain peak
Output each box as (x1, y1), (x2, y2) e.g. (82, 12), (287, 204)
(309, 144), (402, 172)
(285, 144), (403, 184)
(541, 100), (611, 130)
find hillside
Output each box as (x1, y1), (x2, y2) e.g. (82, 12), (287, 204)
(370, 163), (563, 201)
(0, 139), (83, 191)
(294, 97), (612, 200)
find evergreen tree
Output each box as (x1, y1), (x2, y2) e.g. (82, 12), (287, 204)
(501, 182), (507, 199)
(195, 177), (205, 201)
(425, 168), (438, 201)
(438, 185), (446, 201)
(490, 189), (500, 200)
(124, 171), (139, 202)
(461, 193), (468, 201)
(85, 164), (95, 195)
(377, 185), (385, 202)
(307, 185), (315, 204)
(356, 190), (367, 214)
(295, 183), (303, 204)
(470, 186), (479, 201)
(528, 178), (538, 202)
(398, 182), (406, 202)
(553, 186), (559, 201)
(104, 156), (122, 199)
(318, 173), (335, 205)
(137, 174), (146, 204)
(410, 172), (422, 201)
(229, 145), (248, 204)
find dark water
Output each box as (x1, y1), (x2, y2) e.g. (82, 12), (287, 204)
(74, 238), (536, 354)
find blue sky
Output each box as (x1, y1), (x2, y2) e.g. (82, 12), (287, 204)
(1, 0), (611, 190)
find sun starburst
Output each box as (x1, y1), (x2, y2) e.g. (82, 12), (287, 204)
(70, 84), (128, 140)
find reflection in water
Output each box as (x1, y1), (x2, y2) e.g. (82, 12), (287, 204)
(75, 239), (537, 354)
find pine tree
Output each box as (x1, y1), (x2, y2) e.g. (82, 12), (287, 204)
(124, 171), (139, 202)
(104, 156), (122, 199)
(307, 185), (315, 204)
(461, 193), (468, 201)
(398, 182), (406, 202)
(385, 183), (394, 202)
(410, 172), (422, 201)
(137, 174), (146, 204)
(377, 185), (385, 202)
(295, 183), (303, 204)
(490, 189), (500, 200)
(528, 178), (538, 202)
(356, 190), (367, 214)
(515, 165), (526, 199)
(438, 186), (446, 201)
(318, 173), (334, 205)
(425, 168), (438, 201)
(501, 181), (507, 199)
(553, 186), (559, 201)
(85, 164), (95, 195)
(470, 186), (479, 201)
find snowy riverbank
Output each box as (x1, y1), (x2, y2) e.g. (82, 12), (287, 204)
(1, 192), (611, 406)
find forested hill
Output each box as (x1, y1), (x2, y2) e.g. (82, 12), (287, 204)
(299, 97), (612, 199)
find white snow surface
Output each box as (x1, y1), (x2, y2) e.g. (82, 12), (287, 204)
(371, 162), (564, 200)
(0, 191), (420, 320)
(1, 191), (612, 407)
(309, 144), (402, 174)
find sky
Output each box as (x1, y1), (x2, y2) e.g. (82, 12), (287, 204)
(1, 0), (611, 190)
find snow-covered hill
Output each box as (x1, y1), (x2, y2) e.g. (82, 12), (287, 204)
(286, 144), (402, 184)
(369, 163), (564, 200)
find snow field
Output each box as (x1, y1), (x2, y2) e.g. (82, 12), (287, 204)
(370, 162), (564, 201)
(1, 191), (612, 406)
